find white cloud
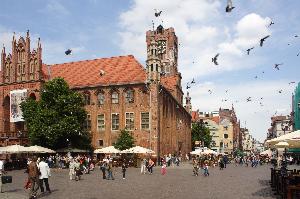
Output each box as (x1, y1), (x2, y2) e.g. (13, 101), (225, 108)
(117, 0), (280, 142)
(40, 0), (70, 16)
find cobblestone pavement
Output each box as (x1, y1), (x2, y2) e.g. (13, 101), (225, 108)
(1, 163), (276, 199)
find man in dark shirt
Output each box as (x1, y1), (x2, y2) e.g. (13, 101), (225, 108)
(28, 156), (40, 199)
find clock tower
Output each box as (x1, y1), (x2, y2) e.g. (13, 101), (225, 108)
(146, 25), (178, 76)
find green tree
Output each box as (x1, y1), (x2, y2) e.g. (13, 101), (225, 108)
(114, 129), (135, 150)
(21, 78), (91, 150)
(191, 122), (212, 150)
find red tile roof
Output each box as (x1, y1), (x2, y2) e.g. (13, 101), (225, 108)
(211, 116), (220, 124)
(191, 111), (199, 122)
(43, 55), (147, 88)
(161, 75), (178, 92)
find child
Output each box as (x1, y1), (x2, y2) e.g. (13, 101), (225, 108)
(122, 161), (127, 179)
(203, 163), (209, 176)
(161, 161), (166, 175)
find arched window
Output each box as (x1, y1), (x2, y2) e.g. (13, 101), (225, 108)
(29, 93), (36, 100)
(125, 89), (134, 103)
(111, 91), (119, 104)
(97, 92), (105, 105)
(83, 92), (91, 105)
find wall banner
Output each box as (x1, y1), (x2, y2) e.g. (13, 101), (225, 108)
(10, 89), (27, 122)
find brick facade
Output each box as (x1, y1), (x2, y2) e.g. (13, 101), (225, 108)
(0, 27), (191, 157)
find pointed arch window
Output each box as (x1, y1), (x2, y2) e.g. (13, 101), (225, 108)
(83, 92), (91, 105)
(111, 91), (119, 104)
(97, 92), (105, 105)
(125, 89), (134, 103)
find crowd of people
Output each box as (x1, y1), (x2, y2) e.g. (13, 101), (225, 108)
(2, 151), (300, 199)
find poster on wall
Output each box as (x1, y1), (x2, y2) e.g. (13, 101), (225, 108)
(10, 89), (27, 122)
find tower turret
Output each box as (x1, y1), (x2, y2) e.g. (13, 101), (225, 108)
(146, 36), (161, 82)
(184, 92), (192, 114)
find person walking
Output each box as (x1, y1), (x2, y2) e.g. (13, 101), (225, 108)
(161, 161), (167, 175)
(223, 155), (228, 168)
(0, 158), (5, 193)
(69, 158), (75, 180)
(192, 159), (198, 176)
(140, 158), (147, 174)
(148, 158), (154, 174)
(28, 156), (40, 199)
(107, 161), (114, 180)
(121, 160), (127, 179)
(74, 159), (82, 181)
(100, 161), (107, 179)
(38, 158), (51, 194)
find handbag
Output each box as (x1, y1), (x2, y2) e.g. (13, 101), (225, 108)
(2, 175), (12, 184)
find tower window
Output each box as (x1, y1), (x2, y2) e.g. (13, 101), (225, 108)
(150, 64), (153, 71)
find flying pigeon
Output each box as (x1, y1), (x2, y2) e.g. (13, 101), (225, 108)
(246, 47), (254, 55)
(226, 0), (235, 12)
(186, 84), (191, 90)
(268, 20), (274, 27)
(262, 71), (265, 74)
(65, 49), (72, 55)
(222, 99), (228, 102)
(208, 90), (212, 94)
(297, 52), (299, 56)
(254, 76), (258, 79)
(225, 90), (228, 93)
(212, 53), (219, 65)
(278, 90), (282, 94)
(260, 102), (263, 106)
(246, 97), (252, 102)
(191, 78), (195, 84)
(289, 81), (296, 85)
(295, 35), (299, 38)
(154, 9), (162, 17)
(274, 63), (283, 70)
(260, 97), (263, 100)
(260, 35), (270, 47)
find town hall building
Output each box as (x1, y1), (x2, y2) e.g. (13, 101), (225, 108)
(0, 26), (192, 157)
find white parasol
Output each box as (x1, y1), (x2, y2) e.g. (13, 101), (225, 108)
(0, 144), (29, 154)
(121, 146), (155, 154)
(26, 145), (56, 153)
(94, 146), (120, 154)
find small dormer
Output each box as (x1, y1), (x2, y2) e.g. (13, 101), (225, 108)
(157, 25), (164, 34)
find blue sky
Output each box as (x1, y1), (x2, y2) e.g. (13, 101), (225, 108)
(1, 0), (300, 142)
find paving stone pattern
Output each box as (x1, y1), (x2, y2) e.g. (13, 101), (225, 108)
(1, 163), (276, 199)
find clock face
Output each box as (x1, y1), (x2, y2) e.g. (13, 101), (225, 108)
(157, 40), (166, 54)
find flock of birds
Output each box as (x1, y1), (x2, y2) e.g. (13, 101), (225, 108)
(62, 0), (298, 117)
(181, 0), (298, 116)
